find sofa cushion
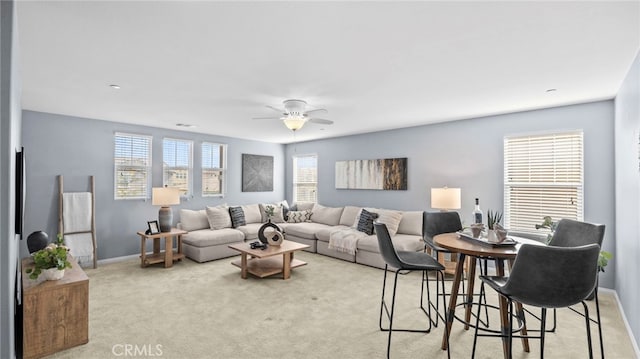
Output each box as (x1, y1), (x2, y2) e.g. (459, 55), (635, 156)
(315, 225), (350, 242)
(287, 209), (312, 223)
(182, 228), (244, 247)
(295, 202), (315, 212)
(179, 209), (209, 231)
(259, 203), (285, 223)
(398, 211), (423, 236)
(284, 222), (333, 240)
(311, 204), (344, 226)
(228, 206), (246, 228)
(357, 233), (424, 253)
(206, 206), (232, 230)
(376, 209), (403, 236)
(235, 223), (263, 240)
(357, 209), (378, 235)
(241, 204), (262, 224)
(339, 206), (362, 226)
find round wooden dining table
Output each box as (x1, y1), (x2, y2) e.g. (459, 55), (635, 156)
(434, 232), (545, 359)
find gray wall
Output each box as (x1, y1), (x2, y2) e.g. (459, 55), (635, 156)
(614, 50), (640, 348)
(21, 111), (285, 260)
(0, 0), (21, 357)
(285, 101), (616, 289)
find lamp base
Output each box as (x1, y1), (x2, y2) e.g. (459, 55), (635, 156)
(158, 206), (173, 232)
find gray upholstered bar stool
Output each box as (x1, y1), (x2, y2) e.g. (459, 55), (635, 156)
(374, 222), (449, 359)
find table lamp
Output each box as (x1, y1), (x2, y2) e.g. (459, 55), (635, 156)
(152, 187), (181, 232)
(431, 187), (461, 211)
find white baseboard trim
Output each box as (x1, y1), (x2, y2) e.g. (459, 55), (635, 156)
(604, 288), (640, 357)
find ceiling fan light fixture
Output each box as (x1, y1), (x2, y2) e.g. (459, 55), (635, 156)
(283, 116), (306, 131)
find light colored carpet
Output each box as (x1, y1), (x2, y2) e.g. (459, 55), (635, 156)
(46, 251), (635, 359)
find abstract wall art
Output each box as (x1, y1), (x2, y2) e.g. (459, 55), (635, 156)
(242, 154), (273, 192)
(335, 157), (407, 190)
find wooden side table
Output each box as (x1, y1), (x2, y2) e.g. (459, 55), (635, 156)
(22, 256), (89, 359)
(136, 228), (187, 268)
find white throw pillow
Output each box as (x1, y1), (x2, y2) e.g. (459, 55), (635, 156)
(376, 209), (404, 236)
(397, 211), (423, 236)
(205, 206), (232, 230)
(179, 209), (209, 231)
(241, 204), (262, 224)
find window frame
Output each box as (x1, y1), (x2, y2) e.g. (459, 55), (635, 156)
(162, 137), (193, 197)
(503, 130), (584, 235)
(292, 154), (318, 204)
(201, 142), (227, 197)
(113, 132), (152, 200)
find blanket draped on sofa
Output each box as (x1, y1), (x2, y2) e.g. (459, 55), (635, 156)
(329, 228), (367, 255)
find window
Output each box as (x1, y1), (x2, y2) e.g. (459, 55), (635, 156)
(202, 142), (226, 196)
(163, 138), (193, 196)
(114, 133), (152, 200)
(293, 154), (318, 203)
(504, 131), (584, 234)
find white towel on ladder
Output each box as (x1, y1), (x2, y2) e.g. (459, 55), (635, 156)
(63, 192), (94, 266)
(63, 192), (92, 232)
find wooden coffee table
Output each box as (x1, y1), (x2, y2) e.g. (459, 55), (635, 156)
(228, 240), (309, 279)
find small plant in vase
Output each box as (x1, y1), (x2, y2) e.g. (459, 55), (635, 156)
(264, 205), (275, 222)
(26, 233), (72, 280)
(486, 210), (507, 243)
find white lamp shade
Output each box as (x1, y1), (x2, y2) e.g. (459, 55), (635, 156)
(431, 187), (461, 210)
(152, 187), (181, 206)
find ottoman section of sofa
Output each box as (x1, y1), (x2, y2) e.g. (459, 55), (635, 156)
(314, 226), (356, 262)
(282, 222), (331, 253)
(182, 228), (244, 263)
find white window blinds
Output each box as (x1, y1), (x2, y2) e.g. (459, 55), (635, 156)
(163, 138), (193, 196)
(114, 133), (152, 200)
(202, 142), (226, 196)
(504, 131), (584, 234)
(293, 155), (318, 203)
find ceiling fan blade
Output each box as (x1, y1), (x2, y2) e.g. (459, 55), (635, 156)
(266, 105), (285, 114)
(308, 118), (333, 125)
(252, 116), (281, 120)
(305, 108), (328, 115)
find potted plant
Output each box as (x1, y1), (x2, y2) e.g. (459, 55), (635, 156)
(264, 205), (275, 222)
(25, 234), (72, 280)
(535, 216), (612, 272)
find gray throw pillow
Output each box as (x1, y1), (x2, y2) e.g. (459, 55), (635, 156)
(228, 206), (246, 228)
(357, 209), (378, 235)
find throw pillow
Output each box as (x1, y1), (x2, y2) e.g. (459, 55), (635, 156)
(277, 200), (290, 220)
(228, 206), (246, 228)
(205, 206), (232, 230)
(179, 209), (209, 231)
(259, 203), (285, 223)
(241, 204), (262, 223)
(287, 209), (312, 223)
(376, 209), (404, 236)
(356, 209), (379, 235)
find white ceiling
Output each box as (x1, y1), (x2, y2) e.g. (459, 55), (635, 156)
(17, 1), (640, 144)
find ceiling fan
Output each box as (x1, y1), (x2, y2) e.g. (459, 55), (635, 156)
(253, 99), (333, 131)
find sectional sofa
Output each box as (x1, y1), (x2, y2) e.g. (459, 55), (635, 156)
(177, 202), (426, 270)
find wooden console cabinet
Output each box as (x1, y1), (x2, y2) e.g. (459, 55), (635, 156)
(22, 256), (89, 359)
